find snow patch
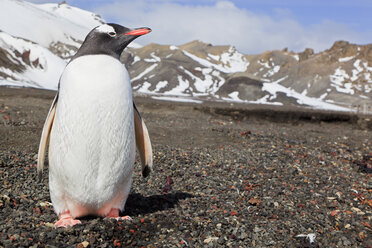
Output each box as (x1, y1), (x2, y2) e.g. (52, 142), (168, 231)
(329, 67), (355, 95)
(208, 53), (220, 61)
(228, 91), (240, 101)
(152, 96), (202, 104)
(131, 64), (158, 81)
(319, 92), (328, 100)
(263, 65), (280, 78)
(132, 56), (141, 64)
(181, 66), (213, 94)
(137, 81), (152, 93)
(182, 47), (248, 73)
(351, 59), (363, 81)
(221, 93), (283, 106)
(339, 56), (354, 62)
(263, 76), (351, 111)
(249, 95), (283, 106)
(166, 75), (190, 96)
(155, 81), (168, 92)
(258, 60), (270, 69)
(144, 52), (161, 63)
(292, 54), (299, 61)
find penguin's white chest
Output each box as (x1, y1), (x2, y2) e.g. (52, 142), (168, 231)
(49, 55), (135, 214)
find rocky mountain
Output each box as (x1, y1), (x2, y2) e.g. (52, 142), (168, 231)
(123, 40), (372, 111)
(0, 0), (371, 112)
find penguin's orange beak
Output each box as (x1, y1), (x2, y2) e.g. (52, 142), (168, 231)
(124, 28), (152, 36)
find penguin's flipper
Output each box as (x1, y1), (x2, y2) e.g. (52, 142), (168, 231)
(37, 94), (58, 180)
(133, 102), (153, 177)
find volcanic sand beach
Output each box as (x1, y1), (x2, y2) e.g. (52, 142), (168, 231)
(0, 87), (371, 247)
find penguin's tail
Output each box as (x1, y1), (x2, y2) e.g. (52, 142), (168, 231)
(141, 149), (153, 178)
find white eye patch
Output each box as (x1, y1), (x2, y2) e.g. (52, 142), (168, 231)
(96, 24), (116, 35)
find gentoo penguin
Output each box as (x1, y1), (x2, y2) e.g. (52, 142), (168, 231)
(37, 23), (153, 228)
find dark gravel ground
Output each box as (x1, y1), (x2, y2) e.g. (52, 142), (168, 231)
(0, 87), (371, 247)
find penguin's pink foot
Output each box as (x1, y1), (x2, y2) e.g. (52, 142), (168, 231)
(106, 208), (132, 221)
(54, 211), (81, 228)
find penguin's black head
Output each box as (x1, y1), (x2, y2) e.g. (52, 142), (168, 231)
(72, 23), (151, 60)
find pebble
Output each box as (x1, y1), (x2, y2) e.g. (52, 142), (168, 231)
(0, 95), (371, 247)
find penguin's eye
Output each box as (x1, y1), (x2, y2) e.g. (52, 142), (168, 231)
(108, 32), (116, 37)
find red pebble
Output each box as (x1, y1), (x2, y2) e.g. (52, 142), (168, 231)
(231, 211), (238, 216)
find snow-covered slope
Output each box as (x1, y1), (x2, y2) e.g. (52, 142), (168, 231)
(125, 41), (249, 99)
(0, 0), (104, 50)
(0, 0), (105, 89)
(0, 31), (65, 90)
(0, 0), (145, 90)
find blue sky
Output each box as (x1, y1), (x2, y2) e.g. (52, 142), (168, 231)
(29, 0), (372, 54)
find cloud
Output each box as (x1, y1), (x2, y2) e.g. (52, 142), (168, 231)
(28, 0), (372, 54)
(93, 0), (372, 54)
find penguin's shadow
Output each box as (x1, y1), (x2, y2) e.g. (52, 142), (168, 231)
(122, 192), (193, 216)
